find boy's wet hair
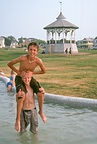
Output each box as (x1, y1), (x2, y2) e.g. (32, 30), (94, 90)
(28, 42), (39, 51)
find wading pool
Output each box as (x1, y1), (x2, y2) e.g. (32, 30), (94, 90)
(0, 81), (97, 144)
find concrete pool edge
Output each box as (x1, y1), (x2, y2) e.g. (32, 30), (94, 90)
(0, 75), (97, 109)
(45, 93), (97, 109)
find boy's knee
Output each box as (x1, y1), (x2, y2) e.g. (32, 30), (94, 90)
(39, 87), (45, 94)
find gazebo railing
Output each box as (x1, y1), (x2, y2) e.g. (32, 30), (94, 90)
(47, 39), (75, 44)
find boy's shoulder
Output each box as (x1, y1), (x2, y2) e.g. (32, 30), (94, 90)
(19, 55), (28, 60)
(35, 56), (42, 63)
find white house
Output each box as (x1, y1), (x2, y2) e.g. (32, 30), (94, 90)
(0, 37), (5, 48)
(77, 38), (93, 49)
(92, 38), (97, 49)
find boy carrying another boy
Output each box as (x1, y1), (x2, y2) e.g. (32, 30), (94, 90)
(16, 71), (38, 134)
(8, 42), (47, 132)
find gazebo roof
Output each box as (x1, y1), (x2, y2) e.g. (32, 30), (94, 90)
(44, 12), (79, 29)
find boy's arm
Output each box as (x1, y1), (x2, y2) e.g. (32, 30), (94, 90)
(33, 58), (46, 75)
(15, 90), (25, 132)
(7, 56), (24, 75)
(11, 74), (16, 87)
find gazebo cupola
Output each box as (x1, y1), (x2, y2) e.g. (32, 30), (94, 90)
(44, 11), (79, 54)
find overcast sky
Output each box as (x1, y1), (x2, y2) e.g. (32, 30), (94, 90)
(0, 0), (97, 41)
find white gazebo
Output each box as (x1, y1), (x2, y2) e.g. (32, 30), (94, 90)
(44, 12), (79, 54)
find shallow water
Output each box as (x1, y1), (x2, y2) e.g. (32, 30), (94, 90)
(0, 81), (97, 144)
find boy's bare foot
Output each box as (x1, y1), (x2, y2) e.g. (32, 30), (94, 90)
(38, 111), (47, 123)
(15, 120), (20, 132)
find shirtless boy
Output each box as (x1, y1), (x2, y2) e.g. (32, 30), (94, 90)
(16, 71), (38, 134)
(7, 42), (47, 132)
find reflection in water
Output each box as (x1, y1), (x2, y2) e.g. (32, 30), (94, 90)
(17, 132), (38, 144)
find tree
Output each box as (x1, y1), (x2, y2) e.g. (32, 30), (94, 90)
(8, 35), (17, 42)
(4, 37), (11, 46)
(4, 35), (17, 46)
(18, 37), (23, 44)
(95, 37), (97, 39)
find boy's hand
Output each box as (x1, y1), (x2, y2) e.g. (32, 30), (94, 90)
(16, 89), (25, 102)
(15, 120), (20, 132)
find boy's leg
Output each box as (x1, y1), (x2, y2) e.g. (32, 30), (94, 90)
(37, 91), (47, 123)
(15, 75), (27, 132)
(20, 109), (28, 134)
(15, 89), (25, 132)
(30, 77), (47, 123)
(30, 108), (38, 134)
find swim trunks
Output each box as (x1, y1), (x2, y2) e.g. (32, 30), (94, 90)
(15, 75), (41, 94)
(7, 81), (12, 87)
(20, 108), (38, 134)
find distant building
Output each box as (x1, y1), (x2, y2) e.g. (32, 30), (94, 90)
(0, 37), (5, 48)
(92, 37), (97, 49)
(10, 41), (18, 48)
(76, 38), (93, 49)
(44, 12), (79, 54)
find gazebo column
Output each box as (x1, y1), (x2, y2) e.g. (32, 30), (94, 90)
(52, 31), (54, 40)
(71, 30), (75, 43)
(65, 31), (67, 41)
(47, 30), (50, 44)
(55, 29), (57, 44)
(70, 29), (73, 46)
(47, 30), (49, 44)
(62, 29), (65, 43)
(49, 31), (52, 44)
(73, 30), (76, 43)
(58, 33), (60, 40)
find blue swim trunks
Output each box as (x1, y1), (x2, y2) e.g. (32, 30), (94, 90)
(7, 82), (12, 87)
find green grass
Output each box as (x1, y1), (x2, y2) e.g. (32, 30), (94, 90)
(0, 48), (27, 61)
(0, 48), (97, 99)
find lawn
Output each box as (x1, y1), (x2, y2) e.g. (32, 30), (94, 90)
(0, 48), (97, 99)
